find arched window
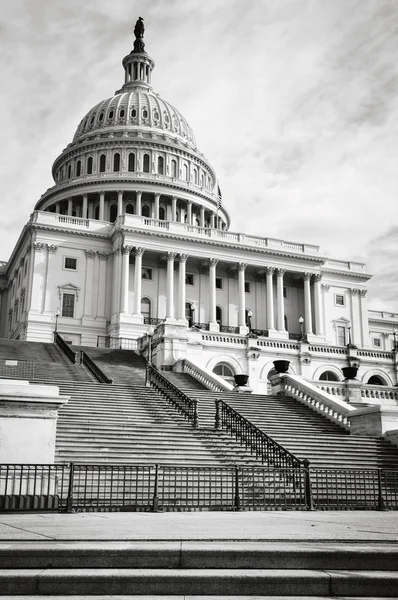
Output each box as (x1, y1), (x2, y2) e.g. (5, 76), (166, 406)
(76, 160), (81, 177)
(319, 371), (339, 382)
(99, 154), (106, 173)
(142, 204), (151, 217)
(171, 160), (177, 178)
(113, 153), (120, 172)
(158, 156), (164, 175)
(159, 206), (165, 221)
(143, 154), (150, 173)
(216, 306), (222, 327)
(94, 205), (100, 220)
(125, 203), (134, 214)
(213, 363), (235, 384)
(142, 108), (148, 119)
(109, 204), (118, 223)
(185, 302), (194, 327)
(183, 164), (188, 180)
(131, 107), (137, 118)
(128, 153), (135, 172)
(141, 297), (151, 322)
(87, 156), (93, 174)
(119, 108), (125, 118)
(193, 168), (198, 184)
(67, 165), (71, 179)
(367, 375), (386, 386)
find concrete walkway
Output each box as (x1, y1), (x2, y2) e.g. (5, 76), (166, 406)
(0, 511), (398, 542)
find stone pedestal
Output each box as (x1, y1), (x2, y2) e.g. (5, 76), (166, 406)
(0, 379), (69, 464)
(343, 380), (362, 404)
(350, 405), (398, 437)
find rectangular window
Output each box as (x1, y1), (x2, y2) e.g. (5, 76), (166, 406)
(142, 268), (153, 280)
(245, 281), (251, 293)
(186, 273), (194, 286)
(62, 293), (75, 318)
(335, 294), (345, 306)
(216, 277), (223, 290)
(64, 257), (77, 271)
(372, 338), (381, 348)
(337, 325), (346, 346)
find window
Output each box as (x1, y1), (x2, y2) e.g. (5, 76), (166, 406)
(216, 306), (222, 327)
(193, 169), (198, 184)
(213, 363), (235, 384)
(245, 281), (251, 293)
(159, 206), (165, 221)
(337, 325), (346, 346)
(131, 108), (137, 118)
(284, 314), (288, 331)
(94, 205), (100, 220)
(143, 154), (150, 173)
(142, 268), (153, 280)
(372, 338), (381, 348)
(99, 154), (106, 173)
(99, 112), (104, 122)
(109, 204), (118, 223)
(119, 108), (125, 118)
(367, 375), (385, 385)
(142, 109), (148, 119)
(125, 203), (134, 214)
(171, 159), (177, 177)
(76, 160), (81, 177)
(108, 110), (114, 120)
(87, 156), (93, 174)
(113, 153), (120, 172)
(153, 110), (159, 121)
(185, 302), (194, 327)
(64, 257), (77, 271)
(186, 273), (194, 286)
(158, 156), (164, 175)
(335, 294), (345, 307)
(183, 164), (188, 180)
(128, 153), (135, 172)
(319, 371), (339, 382)
(62, 293), (75, 318)
(141, 297), (151, 321)
(283, 286), (287, 298)
(216, 277), (223, 290)
(142, 205), (151, 217)
(67, 165), (71, 179)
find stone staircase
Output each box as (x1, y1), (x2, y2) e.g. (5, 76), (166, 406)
(75, 345), (147, 385)
(0, 540), (397, 598)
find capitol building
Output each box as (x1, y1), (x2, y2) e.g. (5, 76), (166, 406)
(0, 18), (397, 394)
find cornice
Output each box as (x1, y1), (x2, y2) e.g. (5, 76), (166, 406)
(321, 268), (372, 281)
(368, 317), (398, 326)
(31, 223), (110, 240)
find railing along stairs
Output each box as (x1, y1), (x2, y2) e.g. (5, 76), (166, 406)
(174, 358), (234, 392)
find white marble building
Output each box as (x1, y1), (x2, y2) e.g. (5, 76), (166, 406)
(0, 20), (397, 393)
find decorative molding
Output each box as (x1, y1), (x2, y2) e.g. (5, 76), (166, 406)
(47, 244), (58, 254)
(208, 258), (218, 267)
(33, 242), (45, 252)
(350, 287), (360, 296)
(58, 283), (81, 301)
(360, 289), (367, 297)
(98, 252), (110, 261)
(133, 247), (145, 257)
(303, 272), (313, 281)
(321, 284), (330, 292)
(264, 267), (275, 276)
(85, 250), (96, 259)
(275, 268), (286, 277)
(237, 262), (247, 271)
(313, 274), (323, 282)
(166, 252), (177, 260)
(121, 245), (133, 255)
(179, 253), (189, 263)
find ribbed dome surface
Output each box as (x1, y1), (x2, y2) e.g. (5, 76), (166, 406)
(73, 90), (197, 149)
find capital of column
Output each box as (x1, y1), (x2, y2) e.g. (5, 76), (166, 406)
(98, 252), (110, 261)
(154, 193), (160, 200)
(350, 287), (359, 296)
(237, 262), (247, 271)
(264, 266), (275, 276)
(82, 193), (88, 200)
(85, 250), (96, 259)
(208, 258), (219, 267)
(322, 283), (330, 291)
(113, 248), (121, 256)
(178, 254), (189, 263)
(47, 244), (58, 254)
(313, 274), (322, 282)
(99, 191), (105, 199)
(275, 268), (286, 277)
(122, 245), (133, 255)
(33, 242), (45, 252)
(360, 289), (367, 297)
(167, 252), (177, 261)
(133, 247), (145, 257)
(303, 272), (313, 281)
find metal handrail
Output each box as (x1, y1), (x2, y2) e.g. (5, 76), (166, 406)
(54, 332), (77, 364)
(80, 351), (113, 384)
(215, 399), (302, 470)
(147, 364), (198, 427)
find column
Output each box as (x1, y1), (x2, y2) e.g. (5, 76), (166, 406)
(210, 213), (215, 229)
(178, 254), (188, 320)
(44, 245), (57, 312)
(208, 258), (218, 326)
(200, 207), (205, 228)
(172, 197), (177, 222)
(82, 194), (88, 219)
(111, 249), (120, 316)
(132, 247), (145, 316)
(238, 263), (247, 327)
(187, 201), (192, 225)
(97, 253), (109, 318)
(276, 268), (286, 331)
(359, 289), (370, 347)
(136, 191), (142, 216)
(350, 288), (360, 345)
(83, 251), (96, 317)
(313, 274), (323, 336)
(166, 252), (176, 320)
(154, 193), (160, 220)
(303, 273), (313, 335)
(265, 267), (275, 331)
(120, 246), (132, 313)
(67, 198), (73, 216)
(29, 243), (45, 312)
(117, 190), (123, 216)
(99, 191), (105, 221)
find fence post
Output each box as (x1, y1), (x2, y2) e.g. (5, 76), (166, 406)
(302, 459), (314, 511)
(66, 463), (75, 513)
(234, 466), (241, 511)
(193, 400), (199, 428)
(145, 362), (151, 387)
(152, 463), (159, 512)
(215, 400), (221, 430)
(378, 469), (387, 511)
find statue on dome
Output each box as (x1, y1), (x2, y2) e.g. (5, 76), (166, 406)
(133, 17), (145, 52)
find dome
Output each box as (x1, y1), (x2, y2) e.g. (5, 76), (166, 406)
(72, 90), (197, 150)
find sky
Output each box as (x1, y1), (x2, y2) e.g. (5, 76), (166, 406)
(1, 0), (398, 310)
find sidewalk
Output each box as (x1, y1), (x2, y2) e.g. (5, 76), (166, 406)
(1, 511), (398, 542)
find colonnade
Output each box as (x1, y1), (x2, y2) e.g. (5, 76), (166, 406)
(114, 246), (324, 336)
(50, 190), (224, 229)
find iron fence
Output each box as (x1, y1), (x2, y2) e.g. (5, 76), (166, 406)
(97, 336), (138, 350)
(0, 358), (35, 380)
(148, 365), (198, 427)
(0, 463), (397, 513)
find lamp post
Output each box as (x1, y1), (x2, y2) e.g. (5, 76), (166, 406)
(145, 325), (155, 387)
(347, 324), (352, 346)
(247, 309), (253, 332)
(299, 316), (304, 341)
